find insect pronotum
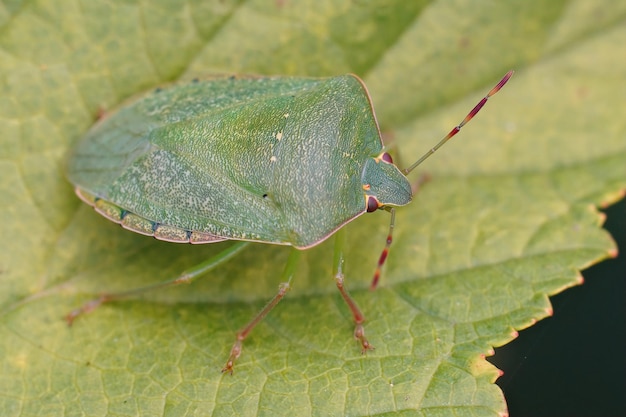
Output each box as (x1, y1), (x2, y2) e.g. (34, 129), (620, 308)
(66, 71), (514, 373)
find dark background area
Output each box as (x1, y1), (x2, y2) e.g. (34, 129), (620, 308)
(489, 197), (626, 417)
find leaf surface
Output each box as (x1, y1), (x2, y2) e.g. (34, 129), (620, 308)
(0, 1), (624, 416)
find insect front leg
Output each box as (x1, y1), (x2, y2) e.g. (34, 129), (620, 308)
(65, 241), (249, 325)
(369, 174), (430, 290)
(333, 229), (374, 353)
(222, 248), (301, 374)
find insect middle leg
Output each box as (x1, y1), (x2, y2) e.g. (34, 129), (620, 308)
(333, 228), (374, 353)
(222, 248), (301, 374)
(65, 241), (250, 324)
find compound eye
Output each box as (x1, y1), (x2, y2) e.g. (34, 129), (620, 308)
(381, 152), (393, 164)
(366, 195), (380, 213)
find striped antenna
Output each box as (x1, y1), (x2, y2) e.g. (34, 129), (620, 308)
(370, 71), (514, 290)
(403, 70), (514, 175)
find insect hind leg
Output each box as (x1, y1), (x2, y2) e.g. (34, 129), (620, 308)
(65, 241), (249, 325)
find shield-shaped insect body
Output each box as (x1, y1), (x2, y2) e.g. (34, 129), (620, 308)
(67, 75), (412, 248)
(66, 72), (513, 373)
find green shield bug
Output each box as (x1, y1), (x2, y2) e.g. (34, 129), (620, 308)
(66, 71), (513, 373)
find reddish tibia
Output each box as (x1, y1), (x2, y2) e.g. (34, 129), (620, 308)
(222, 282), (291, 374)
(370, 208), (395, 289)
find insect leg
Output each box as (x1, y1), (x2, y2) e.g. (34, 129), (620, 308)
(222, 248), (301, 374)
(370, 173), (430, 290)
(65, 241), (250, 325)
(333, 229), (375, 353)
(369, 208), (395, 290)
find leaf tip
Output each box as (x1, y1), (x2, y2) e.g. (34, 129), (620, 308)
(600, 189), (626, 209)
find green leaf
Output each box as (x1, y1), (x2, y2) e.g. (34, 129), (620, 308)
(1, 1), (624, 416)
